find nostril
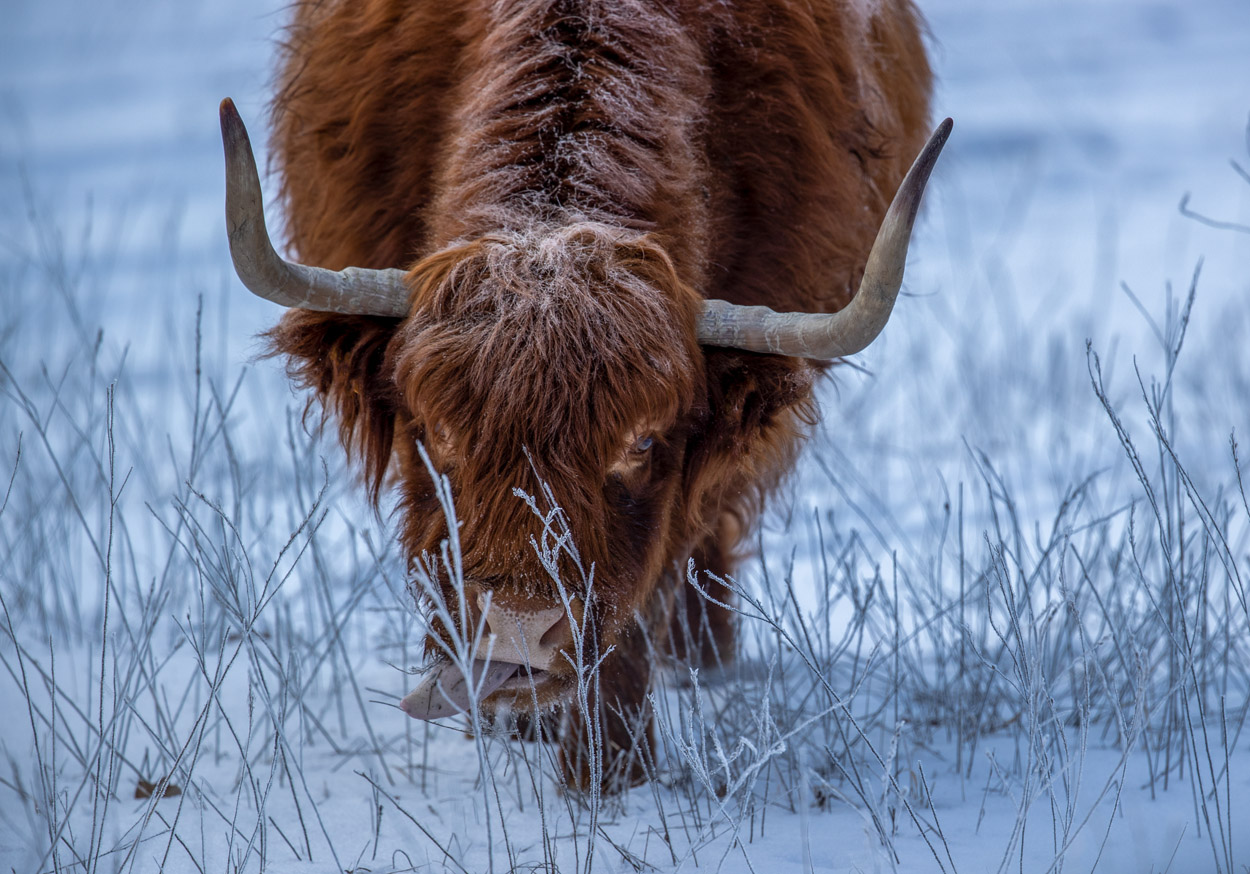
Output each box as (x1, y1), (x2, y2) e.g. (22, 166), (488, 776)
(539, 613), (572, 649)
(474, 591), (569, 668)
(463, 585), (488, 626)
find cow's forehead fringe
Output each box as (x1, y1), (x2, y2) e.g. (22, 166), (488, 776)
(394, 221), (703, 474)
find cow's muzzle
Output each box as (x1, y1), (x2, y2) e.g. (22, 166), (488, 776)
(400, 592), (575, 720)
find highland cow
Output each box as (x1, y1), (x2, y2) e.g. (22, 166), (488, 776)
(218, 0), (948, 790)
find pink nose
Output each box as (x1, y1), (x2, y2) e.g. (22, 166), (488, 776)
(476, 592), (572, 671)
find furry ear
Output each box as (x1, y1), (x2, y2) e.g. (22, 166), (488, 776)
(681, 351), (821, 543)
(266, 311), (402, 503)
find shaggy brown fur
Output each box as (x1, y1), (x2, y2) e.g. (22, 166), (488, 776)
(266, 0), (932, 789)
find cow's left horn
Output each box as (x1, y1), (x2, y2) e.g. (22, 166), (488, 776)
(696, 117), (953, 359)
(219, 98), (410, 317)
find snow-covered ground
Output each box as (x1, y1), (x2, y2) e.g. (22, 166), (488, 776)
(2, 0), (1249, 871)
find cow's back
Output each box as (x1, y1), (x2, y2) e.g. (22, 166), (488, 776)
(271, 0), (932, 316)
(272, 0), (468, 272)
(697, 1), (932, 315)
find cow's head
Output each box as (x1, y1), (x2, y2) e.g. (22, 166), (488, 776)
(389, 222), (704, 712)
(218, 98), (950, 718)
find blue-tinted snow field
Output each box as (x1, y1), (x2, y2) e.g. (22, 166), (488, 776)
(2, 0), (1249, 871)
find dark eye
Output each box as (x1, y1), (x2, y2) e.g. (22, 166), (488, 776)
(632, 435), (654, 453)
(424, 422), (454, 456)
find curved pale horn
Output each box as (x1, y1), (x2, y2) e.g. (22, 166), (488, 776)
(219, 98), (410, 316)
(697, 117), (953, 359)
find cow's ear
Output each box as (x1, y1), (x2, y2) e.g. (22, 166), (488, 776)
(682, 352), (819, 538)
(266, 310), (401, 503)
(701, 352), (819, 454)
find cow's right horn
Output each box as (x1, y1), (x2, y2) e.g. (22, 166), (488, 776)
(696, 117), (952, 360)
(219, 98), (410, 317)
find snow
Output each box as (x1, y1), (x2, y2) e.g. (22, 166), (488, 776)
(2, 0), (1249, 872)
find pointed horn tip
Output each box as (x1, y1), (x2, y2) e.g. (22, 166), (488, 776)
(218, 98), (250, 151)
(917, 117), (954, 170)
(924, 117), (954, 161)
(894, 116), (954, 219)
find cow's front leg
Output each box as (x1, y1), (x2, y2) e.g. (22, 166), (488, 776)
(555, 624), (656, 793)
(670, 515), (742, 670)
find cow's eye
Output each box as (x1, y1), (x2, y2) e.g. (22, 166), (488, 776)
(424, 422), (454, 456)
(609, 432), (658, 480)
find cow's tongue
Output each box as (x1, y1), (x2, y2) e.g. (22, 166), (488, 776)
(400, 659), (520, 720)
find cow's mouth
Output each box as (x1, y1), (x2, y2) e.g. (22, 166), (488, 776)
(399, 658), (559, 720)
